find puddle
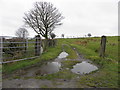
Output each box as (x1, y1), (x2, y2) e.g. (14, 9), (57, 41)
(35, 62), (61, 75)
(32, 51), (69, 76)
(35, 52), (69, 75)
(71, 61), (98, 74)
(57, 51), (69, 59)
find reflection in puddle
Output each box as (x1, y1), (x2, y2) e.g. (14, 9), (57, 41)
(57, 51), (69, 59)
(71, 61), (98, 74)
(35, 52), (68, 75)
(36, 62), (61, 75)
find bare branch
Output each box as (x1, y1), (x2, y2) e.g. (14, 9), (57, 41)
(23, 1), (64, 39)
(15, 28), (29, 39)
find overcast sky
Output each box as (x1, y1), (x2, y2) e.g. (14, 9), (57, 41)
(0, 0), (119, 38)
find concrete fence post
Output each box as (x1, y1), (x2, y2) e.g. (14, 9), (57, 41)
(100, 36), (107, 58)
(35, 35), (41, 56)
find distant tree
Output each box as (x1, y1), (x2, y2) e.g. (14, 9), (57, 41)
(61, 34), (64, 38)
(88, 33), (92, 37)
(15, 28), (29, 39)
(23, 2), (64, 39)
(50, 33), (56, 39)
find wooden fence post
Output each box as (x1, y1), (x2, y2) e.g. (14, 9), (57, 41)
(24, 38), (28, 53)
(35, 35), (41, 56)
(100, 36), (107, 58)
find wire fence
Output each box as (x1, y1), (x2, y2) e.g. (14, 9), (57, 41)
(0, 36), (43, 64)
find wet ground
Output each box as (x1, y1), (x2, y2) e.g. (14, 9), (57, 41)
(71, 61), (98, 74)
(2, 46), (99, 88)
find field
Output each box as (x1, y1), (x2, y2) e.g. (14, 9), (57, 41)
(2, 36), (119, 88)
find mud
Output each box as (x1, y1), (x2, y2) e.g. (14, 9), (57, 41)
(2, 46), (98, 88)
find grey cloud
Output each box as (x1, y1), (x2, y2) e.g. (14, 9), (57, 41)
(0, 0), (118, 37)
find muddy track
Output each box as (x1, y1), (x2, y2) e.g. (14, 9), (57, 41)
(3, 45), (98, 88)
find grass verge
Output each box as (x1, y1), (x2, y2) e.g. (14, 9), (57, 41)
(3, 39), (62, 74)
(66, 36), (119, 88)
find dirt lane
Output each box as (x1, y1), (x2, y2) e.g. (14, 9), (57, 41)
(2, 46), (98, 88)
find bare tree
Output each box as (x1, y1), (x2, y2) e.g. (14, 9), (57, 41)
(15, 28), (29, 39)
(23, 2), (64, 39)
(61, 34), (64, 38)
(88, 33), (92, 37)
(50, 33), (56, 39)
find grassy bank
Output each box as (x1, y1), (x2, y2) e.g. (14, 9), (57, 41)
(3, 39), (62, 74)
(35, 36), (118, 88)
(3, 36), (119, 88)
(65, 36), (118, 88)
(3, 38), (77, 74)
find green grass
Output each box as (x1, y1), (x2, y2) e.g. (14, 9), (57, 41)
(62, 36), (118, 88)
(54, 36), (118, 88)
(35, 69), (77, 80)
(0, 65), (2, 73)
(3, 39), (62, 74)
(63, 45), (78, 59)
(40, 85), (50, 88)
(3, 39), (36, 62)
(0, 65), (2, 82)
(61, 60), (81, 69)
(2, 36), (119, 88)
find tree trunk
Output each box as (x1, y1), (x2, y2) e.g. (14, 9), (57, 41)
(43, 30), (49, 50)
